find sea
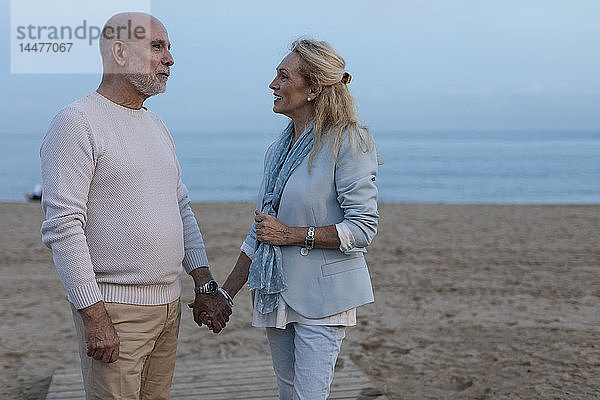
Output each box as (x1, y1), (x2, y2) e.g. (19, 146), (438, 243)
(1, 130), (599, 204)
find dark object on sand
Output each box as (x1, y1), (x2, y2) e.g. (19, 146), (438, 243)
(26, 184), (42, 202)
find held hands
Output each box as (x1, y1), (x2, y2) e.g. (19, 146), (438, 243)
(78, 302), (120, 363)
(187, 292), (232, 334)
(254, 210), (289, 246)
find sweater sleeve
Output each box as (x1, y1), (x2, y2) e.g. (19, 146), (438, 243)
(179, 193), (210, 273)
(334, 134), (379, 249)
(156, 114), (210, 273)
(40, 107), (102, 309)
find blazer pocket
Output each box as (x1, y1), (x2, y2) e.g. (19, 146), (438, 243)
(321, 257), (365, 277)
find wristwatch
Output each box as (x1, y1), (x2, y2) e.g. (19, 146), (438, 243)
(194, 279), (219, 295)
(300, 226), (315, 256)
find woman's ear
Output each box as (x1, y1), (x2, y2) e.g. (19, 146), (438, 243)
(309, 85), (323, 100)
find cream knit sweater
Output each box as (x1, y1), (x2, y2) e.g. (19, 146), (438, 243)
(41, 92), (208, 309)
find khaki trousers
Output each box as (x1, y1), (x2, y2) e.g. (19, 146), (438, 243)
(71, 299), (181, 400)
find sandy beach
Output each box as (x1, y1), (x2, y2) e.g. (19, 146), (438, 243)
(1, 201), (598, 399)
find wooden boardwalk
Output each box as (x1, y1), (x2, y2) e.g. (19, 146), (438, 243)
(46, 355), (387, 399)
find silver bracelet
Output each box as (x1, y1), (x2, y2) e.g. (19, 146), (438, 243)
(300, 226), (315, 256)
(218, 287), (234, 307)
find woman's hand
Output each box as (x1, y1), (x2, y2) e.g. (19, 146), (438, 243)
(254, 210), (290, 246)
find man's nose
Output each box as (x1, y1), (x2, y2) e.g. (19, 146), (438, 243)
(163, 50), (174, 67)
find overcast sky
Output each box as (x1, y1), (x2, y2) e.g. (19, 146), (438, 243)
(2, 0), (600, 135)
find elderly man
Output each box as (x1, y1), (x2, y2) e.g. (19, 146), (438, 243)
(40, 12), (231, 399)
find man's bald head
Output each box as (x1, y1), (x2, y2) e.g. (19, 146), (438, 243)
(99, 12), (164, 66)
(98, 12), (173, 98)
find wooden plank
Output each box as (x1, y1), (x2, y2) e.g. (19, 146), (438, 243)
(46, 390), (85, 400)
(46, 355), (387, 399)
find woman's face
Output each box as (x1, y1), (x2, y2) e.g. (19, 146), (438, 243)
(269, 52), (313, 118)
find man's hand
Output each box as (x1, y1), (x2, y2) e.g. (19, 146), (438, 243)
(187, 292), (232, 333)
(78, 301), (120, 363)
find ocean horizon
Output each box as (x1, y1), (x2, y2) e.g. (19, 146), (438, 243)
(1, 129), (599, 204)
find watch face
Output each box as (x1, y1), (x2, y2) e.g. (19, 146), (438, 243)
(208, 280), (218, 294)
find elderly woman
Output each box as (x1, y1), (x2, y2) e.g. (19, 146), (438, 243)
(219, 38), (379, 399)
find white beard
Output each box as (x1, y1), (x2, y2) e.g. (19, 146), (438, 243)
(124, 52), (167, 97)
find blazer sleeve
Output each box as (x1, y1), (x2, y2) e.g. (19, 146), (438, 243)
(240, 140), (277, 260)
(334, 133), (379, 249)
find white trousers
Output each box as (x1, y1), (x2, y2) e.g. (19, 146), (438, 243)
(266, 323), (346, 400)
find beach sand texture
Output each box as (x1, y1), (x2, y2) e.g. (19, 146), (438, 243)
(1, 202), (599, 399)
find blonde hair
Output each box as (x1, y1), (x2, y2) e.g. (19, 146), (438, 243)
(290, 38), (372, 170)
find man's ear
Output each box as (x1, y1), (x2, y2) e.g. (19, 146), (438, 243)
(112, 41), (127, 67)
(309, 85), (323, 100)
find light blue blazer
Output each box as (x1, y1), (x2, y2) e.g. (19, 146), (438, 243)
(243, 130), (379, 319)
